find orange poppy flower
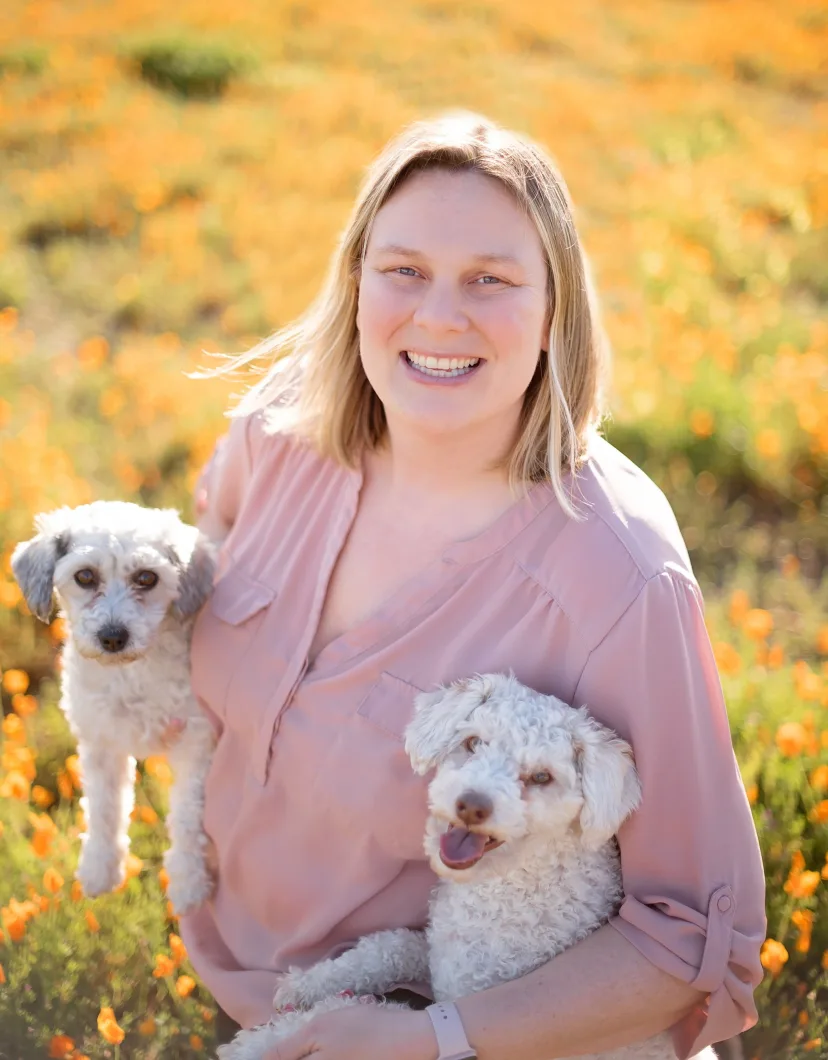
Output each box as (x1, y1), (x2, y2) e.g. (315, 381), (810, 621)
(43, 868), (64, 894)
(48, 1034), (75, 1058)
(169, 933), (188, 966)
(760, 939), (788, 977)
(97, 1006), (125, 1045)
(153, 954), (175, 978)
(776, 722), (807, 757)
(175, 974), (196, 998)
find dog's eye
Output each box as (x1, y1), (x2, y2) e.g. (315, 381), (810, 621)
(463, 736), (482, 754)
(74, 568), (98, 589)
(133, 570), (159, 590)
(527, 771), (553, 786)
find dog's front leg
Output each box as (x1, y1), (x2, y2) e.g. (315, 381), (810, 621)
(273, 928), (430, 1012)
(163, 715), (216, 916)
(76, 743), (136, 897)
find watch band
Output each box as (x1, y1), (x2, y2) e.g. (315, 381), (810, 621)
(426, 1001), (478, 1060)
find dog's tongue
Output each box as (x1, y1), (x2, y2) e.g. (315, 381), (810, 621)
(439, 827), (488, 869)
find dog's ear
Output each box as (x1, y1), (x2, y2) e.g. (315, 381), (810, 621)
(171, 532), (217, 618)
(404, 674), (494, 775)
(11, 518), (72, 623)
(573, 710), (642, 850)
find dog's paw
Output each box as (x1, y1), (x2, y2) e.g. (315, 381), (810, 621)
(163, 846), (214, 916)
(76, 846), (126, 897)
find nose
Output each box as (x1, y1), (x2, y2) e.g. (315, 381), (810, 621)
(412, 280), (469, 334)
(455, 790), (493, 826)
(98, 625), (130, 653)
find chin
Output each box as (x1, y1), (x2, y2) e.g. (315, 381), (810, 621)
(388, 392), (480, 428)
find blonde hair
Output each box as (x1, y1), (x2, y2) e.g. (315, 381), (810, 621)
(210, 111), (611, 518)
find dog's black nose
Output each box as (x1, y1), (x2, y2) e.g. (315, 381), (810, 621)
(98, 625), (130, 653)
(455, 791), (493, 826)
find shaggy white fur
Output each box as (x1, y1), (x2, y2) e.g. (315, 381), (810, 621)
(221, 673), (714, 1060)
(12, 501), (217, 915)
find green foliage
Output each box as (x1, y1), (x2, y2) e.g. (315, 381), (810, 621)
(125, 37), (258, 99)
(0, 45), (48, 78)
(0, 706), (217, 1060)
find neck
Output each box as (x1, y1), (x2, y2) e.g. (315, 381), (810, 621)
(375, 412), (520, 502)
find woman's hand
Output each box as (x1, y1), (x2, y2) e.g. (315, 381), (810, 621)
(262, 1003), (436, 1060)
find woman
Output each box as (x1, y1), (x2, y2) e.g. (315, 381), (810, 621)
(182, 112), (765, 1060)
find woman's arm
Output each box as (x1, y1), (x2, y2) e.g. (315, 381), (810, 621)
(194, 415), (254, 543)
(270, 925), (704, 1060)
(454, 923), (705, 1060)
(569, 570), (766, 1059)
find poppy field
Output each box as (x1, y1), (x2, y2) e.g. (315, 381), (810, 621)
(0, 1), (826, 1057)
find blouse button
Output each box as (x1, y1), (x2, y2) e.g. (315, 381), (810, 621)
(717, 895), (732, 913)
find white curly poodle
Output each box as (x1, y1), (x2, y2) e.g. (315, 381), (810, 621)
(12, 501), (217, 916)
(220, 673), (713, 1060)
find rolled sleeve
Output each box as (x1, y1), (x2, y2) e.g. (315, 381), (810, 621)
(573, 571), (766, 1058)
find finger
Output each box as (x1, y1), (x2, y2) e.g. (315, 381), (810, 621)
(195, 487), (208, 513)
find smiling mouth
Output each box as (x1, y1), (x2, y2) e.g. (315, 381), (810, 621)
(402, 351), (483, 378)
(438, 824), (504, 870)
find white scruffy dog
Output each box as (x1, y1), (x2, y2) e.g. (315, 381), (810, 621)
(221, 673), (714, 1060)
(12, 501), (217, 916)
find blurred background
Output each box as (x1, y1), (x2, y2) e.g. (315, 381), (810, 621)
(0, 1), (826, 1057)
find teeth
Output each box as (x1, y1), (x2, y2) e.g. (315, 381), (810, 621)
(404, 351), (480, 376)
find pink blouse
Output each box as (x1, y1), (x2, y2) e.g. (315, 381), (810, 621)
(180, 411), (765, 1059)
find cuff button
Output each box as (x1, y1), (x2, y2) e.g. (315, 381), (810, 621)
(717, 895), (732, 913)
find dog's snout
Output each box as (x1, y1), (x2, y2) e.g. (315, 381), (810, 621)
(455, 791), (493, 826)
(98, 625), (130, 653)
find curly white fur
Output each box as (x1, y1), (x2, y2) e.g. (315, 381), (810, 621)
(12, 501), (217, 915)
(221, 673), (714, 1060)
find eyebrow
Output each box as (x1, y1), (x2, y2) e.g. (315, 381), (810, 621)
(372, 243), (524, 268)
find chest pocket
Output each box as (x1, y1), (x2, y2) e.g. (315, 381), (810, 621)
(352, 672), (432, 862)
(191, 566), (278, 749)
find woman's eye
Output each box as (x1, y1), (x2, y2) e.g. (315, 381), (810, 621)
(475, 275), (503, 285)
(527, 771), (553, 786)
(464, 736), (482, 754)
(133, 570), (159, 589)
(74, 568), (98, 589)
(393, 267), (420, 277)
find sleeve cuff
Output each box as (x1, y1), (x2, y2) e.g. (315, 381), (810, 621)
(610, 885), (763, 1058)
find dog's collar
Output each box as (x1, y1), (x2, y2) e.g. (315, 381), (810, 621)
(426, 1002), (478, 1060)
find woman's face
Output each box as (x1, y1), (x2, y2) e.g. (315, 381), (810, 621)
(357, 168), (549, 446)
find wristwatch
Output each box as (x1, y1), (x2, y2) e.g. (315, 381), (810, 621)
(426, 1001), (478, 1060)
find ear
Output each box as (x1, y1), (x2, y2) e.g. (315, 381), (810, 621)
(573, 710), (642, 850)
(171, 533), (217, 618)
(404, 674), (494, 776)
(11, 519), (72, 623)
